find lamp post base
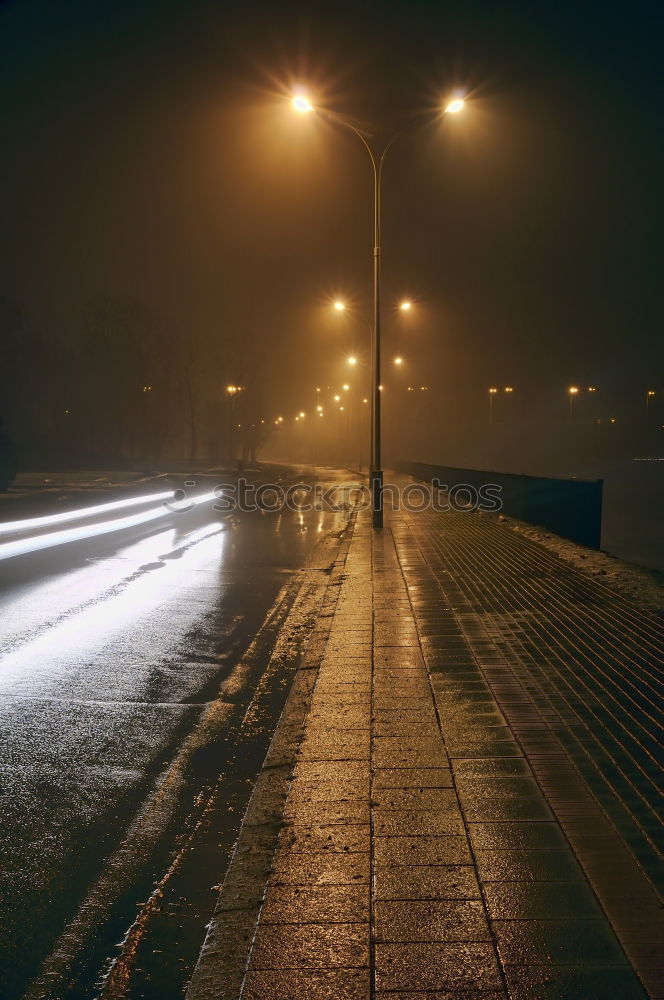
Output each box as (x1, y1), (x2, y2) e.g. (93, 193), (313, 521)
(370, 467), (383, 529)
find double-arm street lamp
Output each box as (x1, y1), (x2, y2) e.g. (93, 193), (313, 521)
(293, 91), (465, 526)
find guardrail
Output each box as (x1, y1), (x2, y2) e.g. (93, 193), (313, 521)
(395, 460), (603, 549)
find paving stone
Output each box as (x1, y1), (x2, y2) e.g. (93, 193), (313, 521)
(374, 993), (506, 1000)
(373, 788), (459, 811)
(261, 885), (369, 923)
(278, 823), (370, 854)
(287, 777), (369, 802)
(455, 776), (545, 797)
(373, 768), (453, 788)
(493, 918), (628, 965)
(446, 741), (521, 758)
(373, 721), (441, 738)
(374, 748), (449, 769)
(483, 880), (604, 919)
(294, 760), (369, 783)
(374, 899), (490, 942)
(460, 796), (554, 822)
(309, 708), (369, 727)
(299, 730), (371, 761)
(474, 848), (584, 882)
(373, 696), (433, 711)
(374, 836), (472, 866)
(375, 810), (465, 837)
(284, 800), (370, 825)
(374, 864), (481, 900)
(468, 822), (568, 851)
(250, 922), (369, 969)
(271, 852), (370, 886)
(242, 969), (371, 1000)
(375, 942), (504, 991)
(503, 965), (648, 999)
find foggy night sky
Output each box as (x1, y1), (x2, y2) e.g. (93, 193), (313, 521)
(1, 0), (662, 432)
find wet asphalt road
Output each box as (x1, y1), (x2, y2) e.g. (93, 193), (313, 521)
(0, 468), (352, 1000)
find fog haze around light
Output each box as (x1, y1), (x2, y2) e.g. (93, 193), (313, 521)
(0, 0), (662, 478)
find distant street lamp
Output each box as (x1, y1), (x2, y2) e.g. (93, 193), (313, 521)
(293, 90), (465, 526)
(646, 389), (656, 424)
(225, 384), (243, 465)
(568, 385), (579, 424)
(488, 387), (498, 424)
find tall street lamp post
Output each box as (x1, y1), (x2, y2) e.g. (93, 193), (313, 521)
(488, 387), (498, 424)
(225, 385), (243, 466)
(646, 389), (656, 425)
(568, 385), (579, 425)
(293, 92), (464, 527)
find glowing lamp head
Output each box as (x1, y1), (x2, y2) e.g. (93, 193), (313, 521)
(299, 411), (305, 418)
(489, 387), (498, 394)
(445, 97), (465, 114)
(400, 300), (412, 311)
(394, 356), (403, 366)
(347, 356), (358, 366)
(292, 93), (314, 113)
(333, 300), (345, 312)
(568, 385), (579, 395)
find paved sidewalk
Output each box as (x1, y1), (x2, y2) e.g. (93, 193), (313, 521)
(188, 501), (663, 1000)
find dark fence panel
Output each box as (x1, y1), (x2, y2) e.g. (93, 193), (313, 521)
(395, 460), (603, 549)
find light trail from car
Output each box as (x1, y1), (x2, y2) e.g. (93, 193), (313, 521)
(0, 491), (218, 561)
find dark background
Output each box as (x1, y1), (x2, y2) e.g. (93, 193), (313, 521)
(1, 0), (663, 470)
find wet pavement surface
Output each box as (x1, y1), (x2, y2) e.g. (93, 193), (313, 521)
(188, 491), (663, 1000)
(0, 467), (354, 999)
